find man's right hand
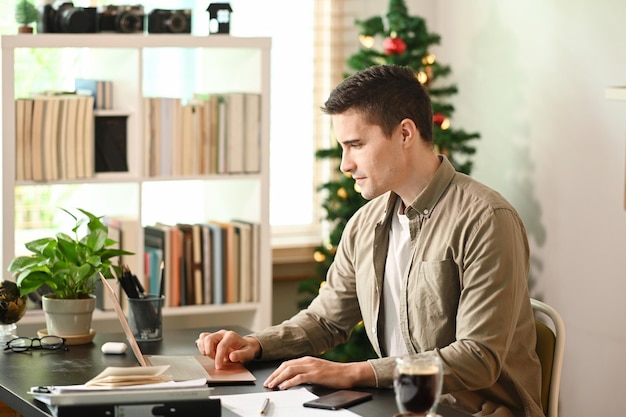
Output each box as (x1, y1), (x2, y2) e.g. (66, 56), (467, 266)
(196, 329), (261, 369)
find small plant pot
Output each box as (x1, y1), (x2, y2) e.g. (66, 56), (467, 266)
(17, 26), (33, 34)
(42, 294), (96, 337)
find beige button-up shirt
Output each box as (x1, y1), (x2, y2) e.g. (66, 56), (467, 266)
(254, 156), (544, 417)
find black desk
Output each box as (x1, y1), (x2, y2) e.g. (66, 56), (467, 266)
(0, 328), (469, 417)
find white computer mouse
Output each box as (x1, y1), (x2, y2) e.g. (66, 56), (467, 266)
(101, 342), (127, 354)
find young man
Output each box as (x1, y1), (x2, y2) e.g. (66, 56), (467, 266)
(197, 65), (544, 417)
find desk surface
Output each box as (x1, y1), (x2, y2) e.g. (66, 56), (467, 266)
(0, 327), (469, 417)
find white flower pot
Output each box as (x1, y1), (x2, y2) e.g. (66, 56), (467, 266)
(42, 294), (96, 337)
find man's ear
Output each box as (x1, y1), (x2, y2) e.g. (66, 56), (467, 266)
(399, 118), (419, 146)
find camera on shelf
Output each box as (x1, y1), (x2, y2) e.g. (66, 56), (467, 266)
(38, 2), (98, 33)
(148, 9), (192, 34)
(98, 5), (145, 34)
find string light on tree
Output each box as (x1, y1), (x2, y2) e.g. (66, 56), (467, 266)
(359, 34), (375, 49)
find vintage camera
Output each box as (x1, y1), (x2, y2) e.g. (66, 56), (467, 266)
(38, 2), (98, 33)
(98, 5), (145, 33)
(148, 9), (192, 34)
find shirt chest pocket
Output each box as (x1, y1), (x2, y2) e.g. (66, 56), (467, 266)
(406, 260), (460, 349)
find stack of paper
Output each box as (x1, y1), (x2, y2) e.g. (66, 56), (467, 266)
(30, 366), (209, 403)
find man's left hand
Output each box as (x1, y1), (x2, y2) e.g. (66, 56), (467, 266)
(263, 356), (376, 390)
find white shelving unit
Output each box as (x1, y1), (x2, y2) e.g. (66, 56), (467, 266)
(1, 34), (272, 335)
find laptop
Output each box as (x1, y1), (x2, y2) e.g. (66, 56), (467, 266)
(99, 273), (256, 384)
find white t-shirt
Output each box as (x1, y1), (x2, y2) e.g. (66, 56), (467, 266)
(382, 198), (411, 357)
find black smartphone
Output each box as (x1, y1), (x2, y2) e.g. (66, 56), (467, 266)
(303, 390), (373, 410)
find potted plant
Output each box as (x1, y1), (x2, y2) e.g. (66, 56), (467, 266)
(15, 0), (38, 34)
(7, 208), (133, 339)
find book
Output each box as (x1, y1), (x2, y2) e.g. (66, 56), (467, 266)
(191, 224), (204, 305)
(82, 95), (95, 177)
(231, 220), (253, 303)
(149, 97), (161, 176)
(158, 98), (177, 176)
(244, 93), (261, 173)
(94, 115), (129, 172)
(225, 93), (245, 173)
(200, 224), (213, 304)
(171, 98), (184, 176)
(168, 224), (183, 307)
(180, 104), (193, 176)
(74, 78), (99, 108)
(98, 216), (140, 310)
(104, 80), (113, 109)
(74, 95), (87, 178)
(177, 224), (195, 305)
(144, 246), (163, 296)
(142, 97), (152, 176)
(30, 96), (47, 181)
(15, 98), (26, 181)
(206, 95), (220, 174)
(22, 98), (34, 180)
(206, 222), (226, 304)
(64, 96), (79, 180)
(211, 221), (237, 304)
(191, 102), (203, 175)
(217, 98), (227, 174)
(43, 96), (60, 180)
(144, 225), (168, 295)
(75, 79), (112, 110)
(56, 96), (70, 179)
(154, 223), (173, 305)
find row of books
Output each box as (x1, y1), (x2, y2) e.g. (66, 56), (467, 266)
(143, 220), (261, 308)
(143, 92), (261, 177)
(15, 94), (95, 181)
(74, 78), (114, 110)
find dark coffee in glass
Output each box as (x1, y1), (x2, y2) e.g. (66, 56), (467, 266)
(394, 354), (443, 416)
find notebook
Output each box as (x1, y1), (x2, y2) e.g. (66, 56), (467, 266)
(99, 273), (256, 384)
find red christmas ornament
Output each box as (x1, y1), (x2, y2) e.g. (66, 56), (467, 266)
(433, 113), (446, 125)
(383, 36), (407, 55)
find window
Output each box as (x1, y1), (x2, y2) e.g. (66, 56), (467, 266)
(3, 0), (318, 243)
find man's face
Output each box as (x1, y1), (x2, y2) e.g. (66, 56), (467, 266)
(333, 110), (404, 200)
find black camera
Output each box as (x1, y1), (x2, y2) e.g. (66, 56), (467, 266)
(98, 5), (145, 33)
(38, 2), (98, 33)
(148, 9), (192, 34)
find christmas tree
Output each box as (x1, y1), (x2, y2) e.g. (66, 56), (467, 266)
(298, 0), (481, 362)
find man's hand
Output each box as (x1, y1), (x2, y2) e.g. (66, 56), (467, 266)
(196, 330), (261, 369)
(263, 356), (376, 390)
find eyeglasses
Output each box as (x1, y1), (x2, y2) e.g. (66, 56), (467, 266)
(4, 336), (66, 353)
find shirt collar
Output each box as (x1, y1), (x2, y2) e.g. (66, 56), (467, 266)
(380, 155), (456, 223)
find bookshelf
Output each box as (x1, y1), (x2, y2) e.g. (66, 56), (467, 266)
(0, 34), (272, 335)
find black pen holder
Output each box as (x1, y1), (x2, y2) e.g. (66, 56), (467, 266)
(127, 294), (164, 342)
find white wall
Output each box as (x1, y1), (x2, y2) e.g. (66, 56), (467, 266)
(346, 1), (625, 416)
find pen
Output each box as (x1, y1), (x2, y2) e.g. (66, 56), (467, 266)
(260, 397), (270, 414)
(158, 261), (165, 299)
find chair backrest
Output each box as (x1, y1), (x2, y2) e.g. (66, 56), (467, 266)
(530, 298), (565, 417)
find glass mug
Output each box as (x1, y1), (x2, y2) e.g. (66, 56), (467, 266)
(393, 353), (443, 417)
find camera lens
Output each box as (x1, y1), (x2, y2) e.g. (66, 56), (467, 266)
(116, 12), (142, 33)
(166, 12), (189, 33)
(59, 8), (90, 33)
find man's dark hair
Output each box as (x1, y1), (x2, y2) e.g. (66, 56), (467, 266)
(321, 65), (433, 142)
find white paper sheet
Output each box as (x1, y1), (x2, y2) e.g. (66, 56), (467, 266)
(213, 388), (361, 417)
(34, 377), (208, 393)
